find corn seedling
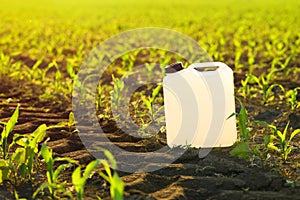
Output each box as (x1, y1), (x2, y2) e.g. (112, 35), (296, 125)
(9, 62), (27, 81)
(141, 84), (162, 122)
(250, 128), (272, 169)
(77, 73), (101, 104)
(121, 53), (136, 71)
(0, 51), (11, 75)
(41, 61), (58, 82)
(144, 63), (157, 79)
(72, 160), (100, 200)
(266, 122), (300, 162)
(248, 70), (285, 104)
(14, 190), (27, 200)
(58, 112), (78, 134)
(159, 54), (172, 66)
(236, 99), (251, 142)
(11, 123), (48, 181)
(33, 143), (76, 199)
(230, 113), (272, 168)
(285, 87), (300, 110)
(229, 99), (251, 159)
(234, 50), (243, 71)
(111, 75), (124, 110)
(272, 56), (293, 76)
(67, 62), (77, 81)
(0, 105), (77, 186)
(96, 83), (103, 110)
(247, 53), (255, 74)
(0, 106), (45, 183)
(98, 149), (124, 200)
(238, 75), (256, 99)
(22, 59), (43, 82)
(0, 104), (19, 159)
(39, 61), (67, 102)
(66, 62), (78, 94)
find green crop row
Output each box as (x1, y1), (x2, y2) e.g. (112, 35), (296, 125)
(0, 106), (124, 199)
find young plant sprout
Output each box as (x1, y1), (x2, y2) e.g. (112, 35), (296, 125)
(247, 70), (285, 104)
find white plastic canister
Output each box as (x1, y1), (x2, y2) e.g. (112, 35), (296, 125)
(163, 62), (237, 148)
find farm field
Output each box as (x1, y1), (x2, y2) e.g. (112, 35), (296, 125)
(0, 0), (300, 199)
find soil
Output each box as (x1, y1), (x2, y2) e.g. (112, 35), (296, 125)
(0, 72), (299, 200)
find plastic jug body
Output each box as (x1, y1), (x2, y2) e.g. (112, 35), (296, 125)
(163, 62), (237, 148)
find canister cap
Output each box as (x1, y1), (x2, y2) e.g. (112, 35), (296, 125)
(165, 62), (184, 73)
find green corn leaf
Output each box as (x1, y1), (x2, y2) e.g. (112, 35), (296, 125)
(0, 122), (7, 126)
(99, 171), (110, 183)
(56, 70), (61, 82)
(282, 122), (290, 144)
(267, 143), (280, 152)
(11, 147), (26, 163)
(15, 137), (29, 147)
(32, 59), (43, 70)
(237, 99), (249, 141)
(19, 163), (27, 178)
(230, 142), (250, 158)
(32, 183), (48, 199)
(284, 147), (294, 160)
(72, 166), (82, 184)
(0, 159), (10, 183)
(103, 150), (117, 170)
(264, 135), (271, 146)
(285, 89), (294, 98)
(41, 145), (54, 184)
(248, 74), (261, 87)
(152, 85), (162, 100)
(248, 56), (255, 65)
(111, 173), (124, 200)
(67, 63), (75, 78)
(54, 157), (77, 163)
(276, 130), (284, 143)
(32, 124), (47, 143)
(97, 84), (102, 95)
(8, 133), (24, 153)
(154, 105), (165, 115)
(14, 189), (28, 200)
(268, 125), (278, 134)
(252, 120), (268, 126)
(2, 105), (19, 141)
(266, 84), (285, 97)
(142, 99), (152, 112)
(266, 69), (278, 83)
(53, 122), (69, 128)
(267, 95), (275, 102)
(83, 159), (100, 180)
(43, 61), (58, 80)
(282, 56), (292, 68)
(252, 145), (261, 155)
(290, 129), (300, 141)
(72, 166), (84, 198)
(99, 160), (112, 182)
(41, 143), (53, 167)
(53, 163), (73, 182)
(1, 105), (19, 158)
(68, 112), (75, 126)
(28, 148), (35, 175)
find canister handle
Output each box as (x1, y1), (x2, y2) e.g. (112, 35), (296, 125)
(188, 62), (228, 71)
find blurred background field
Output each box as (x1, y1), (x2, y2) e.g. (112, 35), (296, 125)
(1, 0), (299, 70)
